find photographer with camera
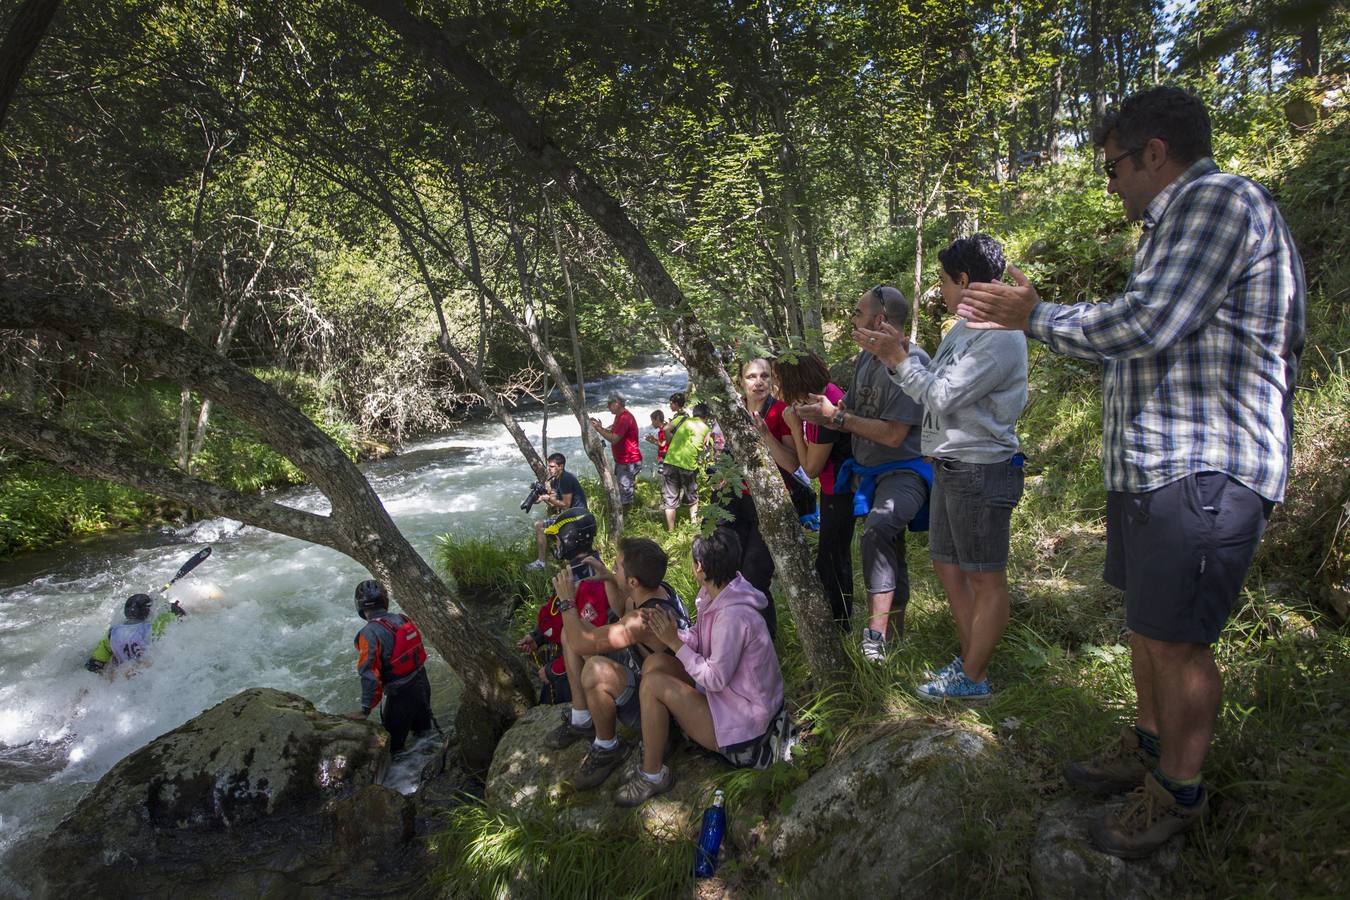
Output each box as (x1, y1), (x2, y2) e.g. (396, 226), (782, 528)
(526, 453), (589, 571)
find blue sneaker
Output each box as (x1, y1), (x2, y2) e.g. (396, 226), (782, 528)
(916, 671), (991, 702)
(923, 655), (963, 682)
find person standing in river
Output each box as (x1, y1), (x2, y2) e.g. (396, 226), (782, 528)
(589, 392), (643, 509)
(957, 86), (1305, 858)
(346, 579), (433, 755)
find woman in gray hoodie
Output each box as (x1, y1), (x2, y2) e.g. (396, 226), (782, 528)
(854, 234), (1028, 701)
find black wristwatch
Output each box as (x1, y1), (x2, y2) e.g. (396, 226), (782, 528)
(558, 598), (576, 614)
(831, 407), (846, 428)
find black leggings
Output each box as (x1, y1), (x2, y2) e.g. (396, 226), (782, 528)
(382, 667), (433, 754)
(719, 490), (778, 640)
(817, 491), (857, 629)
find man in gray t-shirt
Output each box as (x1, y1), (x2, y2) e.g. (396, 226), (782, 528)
(796, 285), (930, 662)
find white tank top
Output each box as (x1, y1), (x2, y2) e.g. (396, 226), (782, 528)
(109, 621), (154, 663)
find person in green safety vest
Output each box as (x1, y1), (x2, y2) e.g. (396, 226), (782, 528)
(659, 391), (712, 531)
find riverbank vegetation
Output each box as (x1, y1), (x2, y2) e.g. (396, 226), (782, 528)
(1, 0), (1347, 894)
(427, 88), (1349, 898)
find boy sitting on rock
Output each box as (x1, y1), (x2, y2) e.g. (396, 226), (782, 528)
(548, 537), (688, 792)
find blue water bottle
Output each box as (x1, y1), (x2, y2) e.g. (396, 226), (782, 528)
(694, 789), (726, 877)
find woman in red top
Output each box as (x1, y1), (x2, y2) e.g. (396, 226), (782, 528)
(775, 352), (856, 628)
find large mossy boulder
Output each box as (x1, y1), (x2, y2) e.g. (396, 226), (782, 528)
(39, 687), (406, 897)
(767, 720), (999, 896)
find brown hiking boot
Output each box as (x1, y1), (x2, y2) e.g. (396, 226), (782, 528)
(1089, 772), (1207, 859)
(572, 739), (631, 790)
(614, 765), (677, 807)
(1064, 726), (1156, 795)
(546, 712), (595, 750)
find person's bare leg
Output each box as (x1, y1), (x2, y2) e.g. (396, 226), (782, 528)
(1130, 632), (1159, 734)
(961, 569), (1010, 683)
(636, 654), (695, 772)
(561, 630), (588, 714)
(639, 671), (717, 773)
(867, 591), (895, 637)
(665, 507), (677, 531)
(535, 519), (550, 563)
(1136, 635), (1220, 780)
(932, 560), (975, 655)
(689, 501), (699, 526)
(581, 657), (627, 741)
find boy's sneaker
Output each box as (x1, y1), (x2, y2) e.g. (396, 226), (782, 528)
(860, 628), (887, 664)
(546, 712), (595, 750)
(915, 671), (991, 702)
(923, 654), (964, 681)
(573, 739), (631, 790)
(1089, 772), (1207, 859)
(1063, 726), (1156, 795)
(613, 765), (677, 807)
(524, 559), (547, 571)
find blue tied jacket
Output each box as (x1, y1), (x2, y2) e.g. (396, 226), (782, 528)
(834, 457), (933, 531)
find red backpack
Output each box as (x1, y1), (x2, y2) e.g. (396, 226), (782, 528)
(374, 615), (427, 679)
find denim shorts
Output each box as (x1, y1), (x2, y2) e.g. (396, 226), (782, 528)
(1106, 472), (1272, 645)
(928, 458), (1024, 571)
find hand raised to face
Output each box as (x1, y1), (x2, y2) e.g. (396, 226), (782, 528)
(957, 264), (1038, 331)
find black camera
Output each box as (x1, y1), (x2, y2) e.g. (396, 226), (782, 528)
(520, 480), (549, 512)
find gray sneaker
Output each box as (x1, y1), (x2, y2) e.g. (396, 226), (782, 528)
(860, 628), (887, 664)
(614, 765), (677, 807)
(524, 559), (547, 571)
(573, 739), (631, 791)
(546, 712), (595, 750)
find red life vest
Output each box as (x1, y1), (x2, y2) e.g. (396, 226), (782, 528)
(373, 614), (427, 679)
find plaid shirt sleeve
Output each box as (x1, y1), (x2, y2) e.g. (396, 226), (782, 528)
(1027, 178), (1252, 362)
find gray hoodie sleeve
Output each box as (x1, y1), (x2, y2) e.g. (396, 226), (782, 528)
(891, 332), (1019, 414)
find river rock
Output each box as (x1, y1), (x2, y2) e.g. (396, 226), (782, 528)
(39, 687), (393, 897)
(767, 719), (998, 897)
(1030, 796), (1184, 898)
(486, 704), (768, 849)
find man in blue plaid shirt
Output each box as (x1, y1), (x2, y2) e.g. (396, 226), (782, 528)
(959, 86), (1305, 858)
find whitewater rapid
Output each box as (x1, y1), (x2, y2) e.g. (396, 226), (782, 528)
(0, 362), (688, 895)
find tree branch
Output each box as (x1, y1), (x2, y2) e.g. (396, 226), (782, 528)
(0, 404), (342, 548)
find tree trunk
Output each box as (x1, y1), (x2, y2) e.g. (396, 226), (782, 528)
(1089, 0), (1106, 164)
(1299, 22), (1321, 77)
(351, 0), (848, 684)
(0, 0), (61, 131)
(393, 221), (546, 477)
(0, 286), (536, 728)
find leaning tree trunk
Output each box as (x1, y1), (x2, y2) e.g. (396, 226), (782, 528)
(0, 285), (536, 731)
(351, 0), (848, 684)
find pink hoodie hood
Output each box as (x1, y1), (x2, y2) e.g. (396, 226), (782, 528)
(675, 573), (784, 748)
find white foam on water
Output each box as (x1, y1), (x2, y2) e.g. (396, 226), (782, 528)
(0, 362), (688, 892)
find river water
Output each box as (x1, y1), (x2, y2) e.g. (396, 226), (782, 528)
(0, 362), (688, 896)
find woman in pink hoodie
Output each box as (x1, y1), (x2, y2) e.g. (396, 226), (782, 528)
(612, 528), (786, 807)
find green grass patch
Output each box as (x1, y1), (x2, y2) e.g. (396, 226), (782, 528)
(425, 802), (694, 900)
(433, 534), (540, 603)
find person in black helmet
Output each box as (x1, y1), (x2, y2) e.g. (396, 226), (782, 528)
(345, 579), (434, 755)
(515, 510), (611, 704)
(85, 593), (186, 673)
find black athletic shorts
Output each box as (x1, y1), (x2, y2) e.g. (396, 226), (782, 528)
(1105, 472), (1273, 645)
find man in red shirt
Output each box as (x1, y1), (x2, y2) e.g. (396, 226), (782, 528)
(589, 392), (643, 508)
